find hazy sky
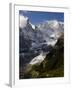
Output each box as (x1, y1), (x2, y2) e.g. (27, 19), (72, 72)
(19, 10), (64, 25)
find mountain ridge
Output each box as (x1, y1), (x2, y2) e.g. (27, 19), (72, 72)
(19, 15), (64, 79)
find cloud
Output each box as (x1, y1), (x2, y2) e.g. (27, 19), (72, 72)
(19, 15), (28, 29)
(48, 20), (59, 29)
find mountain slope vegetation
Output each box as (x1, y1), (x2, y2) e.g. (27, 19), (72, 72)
(20, 34), (64, 78)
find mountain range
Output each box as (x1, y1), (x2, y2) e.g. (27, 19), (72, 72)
(19, 15), (64, 79)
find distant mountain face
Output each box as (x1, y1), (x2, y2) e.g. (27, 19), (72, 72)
(19, 15), (64, 78)
(19, 15), (64, 52)
(23, 34), (64, 79)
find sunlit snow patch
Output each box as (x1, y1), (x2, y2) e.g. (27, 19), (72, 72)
(29, 52), (46, 65)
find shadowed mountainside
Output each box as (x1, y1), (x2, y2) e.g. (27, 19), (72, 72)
(20, 34), (64, 78)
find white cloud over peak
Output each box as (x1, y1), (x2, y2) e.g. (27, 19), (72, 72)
(48, 20), (59, 29)
(19, 15), (28, 29)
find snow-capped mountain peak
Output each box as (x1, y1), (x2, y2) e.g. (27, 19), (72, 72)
(48, 20), (59, 29)
(30, 23), (35, 30)
(37, 20), (61, 31)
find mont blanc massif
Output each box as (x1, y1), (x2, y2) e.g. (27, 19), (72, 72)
(19, 14), (64, 79)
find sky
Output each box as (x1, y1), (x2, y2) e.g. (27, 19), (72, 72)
(19, 10), (64, 25)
